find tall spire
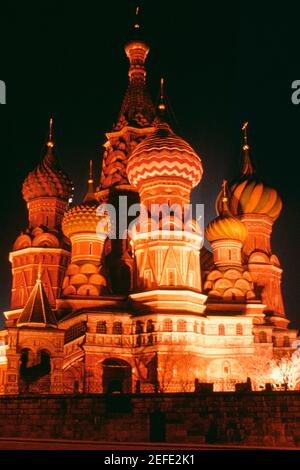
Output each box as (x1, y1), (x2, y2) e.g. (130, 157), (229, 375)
(241, 121), (255, 175)
(83, 160), (96, 202)
(114, 5), (156, 130)
(17, 276), (57, 328)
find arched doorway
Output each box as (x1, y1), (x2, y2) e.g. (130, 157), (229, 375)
(19, 348), (51, 394)
(102, 358), (132, 393)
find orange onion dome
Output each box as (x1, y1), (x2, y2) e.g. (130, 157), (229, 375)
(63, 161), (110, 239)
(216, 124), (282, 221)
(206, 181), (248, 243)
(62, 200), (103, 238)
(22, 145), (73, 203)
(228, 172), (282, 221)
(127, 122), (203, 189)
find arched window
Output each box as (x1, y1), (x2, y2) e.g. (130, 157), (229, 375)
(201, 322), (205, 335)
(112, 321), (122, 335)
(163, 318), (173, 332)
(96, 321), (107, 334)
(223, 361), (231, 375)
(236, 323), (243, 335)
(194, 322), (199, 333)
(167, 269), (176, 286)
(146, 319), (154, 333)
(259, 331), (267, 343)
(177, 319), (187, 332)
(148, 335), (153, 345)
(135, 321), (144, 334)
(218, 324), (225, 336)
(283, 336), (290, 347)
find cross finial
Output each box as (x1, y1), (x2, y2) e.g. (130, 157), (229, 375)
(158, 77), (166, 112)
(222, 179), (228, 200)
(89, 159), (93, 182)
(220, 179), (231, 216)
(134, 5), (140, 29)
(242, 121), (249, 149)
(241, 121), (255, 175)
(84, 159), (95, 202)
(47, 117), (54, 148)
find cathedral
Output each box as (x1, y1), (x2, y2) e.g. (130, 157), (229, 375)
(0, 17), (297, 396)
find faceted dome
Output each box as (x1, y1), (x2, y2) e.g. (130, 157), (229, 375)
(127, 122), (203, 188)
(62, 201), (104, 238)
(23, 147), (73, 203)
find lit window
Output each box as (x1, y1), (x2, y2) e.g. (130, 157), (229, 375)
(112, 322), (122, 335)
(259, 331), (267, 343)
(135, 321), (144, 334)
(177, 319), (187, 332)
(163, 318), (173, 332)
(146, 319), (154, 333)
(65, 322), (86, 343)
(223, 361), (230, 375)
(218, 324), (225, 336)
(236, 324), (243, 335)
(96, 321), (107, 334)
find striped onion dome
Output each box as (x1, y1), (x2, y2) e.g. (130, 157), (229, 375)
(127, 122), (203, 188)
(206, 181), (248, 243)
(216, 127), (282, 221)
(22, 146), (73, 203)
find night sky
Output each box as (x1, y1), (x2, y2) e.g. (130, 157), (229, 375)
(0, 1), (299, 329)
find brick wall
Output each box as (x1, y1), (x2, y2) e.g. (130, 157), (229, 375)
(0, 392), (299, 446)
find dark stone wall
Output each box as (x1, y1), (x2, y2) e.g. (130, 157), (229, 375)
(0, 392), (299, 446)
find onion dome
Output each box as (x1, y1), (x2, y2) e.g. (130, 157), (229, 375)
(127, 122), (203, 188)
(13, 226), (70, 251)
(62, 161), (108, 238)
(206, 180), (248, 242)
(216, 122), (282, 221)
(22, 119), (73, 203)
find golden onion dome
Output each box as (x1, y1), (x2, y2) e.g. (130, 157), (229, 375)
(206, 181), (248, 243)
(127, 122), (203, 189)
(62, 201), (101, 238)
(62, 161), (108, 238)
(22, 120), (73, 203)
(216, 122), (282, 221)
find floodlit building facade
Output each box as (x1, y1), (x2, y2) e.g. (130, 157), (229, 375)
(0, 19), (298, 395)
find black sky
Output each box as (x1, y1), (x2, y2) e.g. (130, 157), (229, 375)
(0, 0), (299, 329)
